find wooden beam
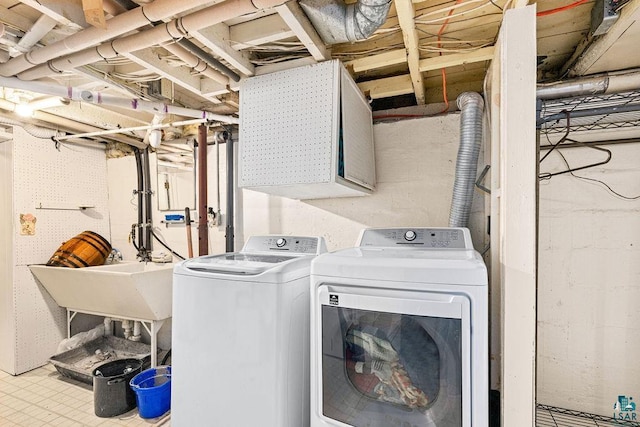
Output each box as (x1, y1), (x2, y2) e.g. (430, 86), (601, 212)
(346, 49), (407, 73)
(567, 0), (640, 76)
(395, 0), (426, 104)
(357, 74), (414, 99)
(124, 48), (222, 104)
(419, 46), (495, 72)
(275, 1), (329, 61)
(489, 6), (537, 426)
(18, 0), (85, 30)
(254, 57), (317, 75)
(0, 6), (34, 32)
(229, 14), (295, 50)
(192, 24), (256, 76)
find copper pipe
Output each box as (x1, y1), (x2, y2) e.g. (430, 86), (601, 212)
(197, 124), (208, 256)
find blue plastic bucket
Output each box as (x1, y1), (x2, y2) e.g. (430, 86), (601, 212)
(129, 366), (171, 418)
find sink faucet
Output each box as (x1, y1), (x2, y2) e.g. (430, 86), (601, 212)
(107, 248), (123, 264)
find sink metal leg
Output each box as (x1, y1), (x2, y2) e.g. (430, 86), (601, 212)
(66, 309), (78, 339)
(141, 320), (165, 367)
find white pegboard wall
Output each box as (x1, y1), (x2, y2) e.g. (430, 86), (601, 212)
(240, 60), (338, 187)
(8, 127), (110, 374)
(13, 127), (111, 266)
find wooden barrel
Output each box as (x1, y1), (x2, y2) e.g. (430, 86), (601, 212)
(47, 231), (112, 268)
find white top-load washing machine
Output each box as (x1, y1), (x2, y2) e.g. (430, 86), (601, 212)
(310, 228), (488, 427)
(172, 235), (327, 427)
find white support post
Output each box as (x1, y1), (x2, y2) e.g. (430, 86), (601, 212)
(487, 4), (538, 426)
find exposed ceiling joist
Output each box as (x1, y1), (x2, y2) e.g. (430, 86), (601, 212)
(124, 48), (222, 104)
(358, 74), (414, 99)
(567, 0), (640, 76)
(192, 25), (256, 76)
(275, 1), (330, 61)
(419, 46), (495, 72)
(15, 15), (57, 53)
(0, 6), (34, 32)
(254, 57), (317, 75)
(395, 0), (426, 104)
(229, 14), (295, 49)
(346, 49), (407, 73)
(18, 0), (86, 30)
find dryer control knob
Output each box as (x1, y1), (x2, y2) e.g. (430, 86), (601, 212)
(404, 230), (417, 241)
(276, 238), (287, 247)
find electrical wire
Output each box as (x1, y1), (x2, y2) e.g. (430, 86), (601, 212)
(554, 149), (640, 200)
(489, 0), (503, 11)
(536, 0), (589, 17)
(416, 12), (503, 28)
(541, 128), (640, 200)
(150, 228), (186, 260)
(416, 0), (497, 24)
(436, 0), (466, 114)
(416, 0), (487, 20)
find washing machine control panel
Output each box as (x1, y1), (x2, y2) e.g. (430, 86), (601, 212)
(243, 236), (325, 254)
(359, 228), (470, 249)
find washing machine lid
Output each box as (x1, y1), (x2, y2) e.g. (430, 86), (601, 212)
(181, 235), (327, 276)
(183, 253), (302, 275)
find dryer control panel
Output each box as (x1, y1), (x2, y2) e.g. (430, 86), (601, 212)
(358, 228), (472, 249)
(242, 236), (327, 255)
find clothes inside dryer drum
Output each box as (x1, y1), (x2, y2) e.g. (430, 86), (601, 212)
(321, 306), (463, 427)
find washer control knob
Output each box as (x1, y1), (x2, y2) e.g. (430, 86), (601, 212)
(404, 230), (417, 241)
(276, 238), (287, 247)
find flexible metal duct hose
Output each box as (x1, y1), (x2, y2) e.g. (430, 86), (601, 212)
(449, 92), (484, 228)
(300, 0), (392, 44)
(0, 117), (65, 139)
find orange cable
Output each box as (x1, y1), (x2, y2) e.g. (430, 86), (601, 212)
(436, 0), (464, 113)
(536, 0), (589, 16)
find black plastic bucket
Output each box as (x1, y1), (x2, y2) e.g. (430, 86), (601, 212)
(92, 358), (143, 418)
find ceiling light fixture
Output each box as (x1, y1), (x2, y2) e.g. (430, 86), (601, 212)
(14, 102), (33, 117)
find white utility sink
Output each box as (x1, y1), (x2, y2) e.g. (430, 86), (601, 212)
(29, 262), (173, 320)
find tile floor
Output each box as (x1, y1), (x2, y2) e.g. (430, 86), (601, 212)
(0, 364), (170, 426)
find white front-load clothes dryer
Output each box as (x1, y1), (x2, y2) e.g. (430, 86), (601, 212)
(172, 235), (327, 427)
(310, 228), (488, 427)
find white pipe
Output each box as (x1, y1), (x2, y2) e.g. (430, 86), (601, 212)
(55, 118), (204, 140)
(0, 76), (238, 125)
(129, 321), (142, 342)
(103, 317), (113, 336)
(536, 69), (640, 99)
(122, 319), (132, 339)
(0, 97), (146, 147)
(0, 0), (215, 77)
(17, 0), (287, 81)
(80, 91), (239, 123)
(605, 70), (640, 94)
(163, 43), (229, 86)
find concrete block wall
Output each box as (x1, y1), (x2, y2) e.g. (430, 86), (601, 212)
(538, 141), (640, 416)
(106, 112), (488, 353)
(241, 113), (487, 251)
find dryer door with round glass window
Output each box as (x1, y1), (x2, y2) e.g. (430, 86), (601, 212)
(316, 285), (471, 427)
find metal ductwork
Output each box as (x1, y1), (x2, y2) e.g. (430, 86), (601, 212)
(449, 92), (484, 229)
(300, 0), (392, 44)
